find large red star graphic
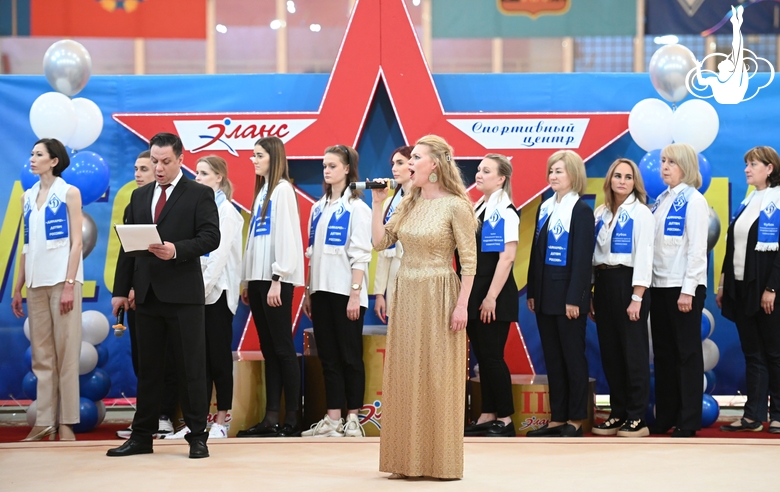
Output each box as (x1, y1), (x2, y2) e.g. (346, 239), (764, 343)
(113, 0), (628, 372)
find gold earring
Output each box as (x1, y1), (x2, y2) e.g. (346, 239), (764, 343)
(429, 172), (438, 183)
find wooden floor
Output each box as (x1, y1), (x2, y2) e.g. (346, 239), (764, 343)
(2, 437), (780, 491)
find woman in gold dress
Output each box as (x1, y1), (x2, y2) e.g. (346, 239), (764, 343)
(371, 135), (477, 480)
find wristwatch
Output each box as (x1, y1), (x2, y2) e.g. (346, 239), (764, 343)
(271, 274), (281, 282)
(65, 279), (75, 285)
(631, 294), (643, 302)
(766, 287), (776, 293)
(351, 283), (362, 291)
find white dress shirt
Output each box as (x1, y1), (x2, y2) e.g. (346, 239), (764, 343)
(651, 183), (709, 294)
(201, 197), (244, 314)
(150, 170), (183, 218)
(733, 188), (766, 281)
(592, 194), (655, 288)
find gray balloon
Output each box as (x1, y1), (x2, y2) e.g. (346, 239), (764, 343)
(649, 44), (697, 103)
(43, 40), (92, 97)
(82, 211), (97, 259)
(707, 206), (721, 252)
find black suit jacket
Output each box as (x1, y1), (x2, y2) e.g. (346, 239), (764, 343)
(527, 198), (595, 316)
(721, 209), (780, 320)
(114, 175), (220, 305)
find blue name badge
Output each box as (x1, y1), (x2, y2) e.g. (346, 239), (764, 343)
(664, 194), (688, 237)
(325, 203), (350, 246)
(611, 210), (633, 254)
(45, 195), (68, 241)
(309, 205), (322, 247)
(481, 209), (505, 253)
(545, 219), (568, 266)
(253, 200), (272, 236)
(758, 202), (780, 243)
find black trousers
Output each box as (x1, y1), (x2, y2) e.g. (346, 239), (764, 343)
(536, 312), (589, 422)
(132, 288), (208, 444)
(733, 281), (780, 422)
(311, 291), (366, 410)
(127, 307), (178, 419)
(649, 285), (705, 431)
(205, 291), (234, 411)
(593, 267), (650, 420)
(247, 281), (301, 412)
(467, 319), (514, 418)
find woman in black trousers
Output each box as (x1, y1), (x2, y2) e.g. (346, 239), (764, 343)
(649, 143), (709, 437)
(526, 150), (595, 438)
(590, 158), (654, 437)
(717, 146), (780, 434)
(463, 154), (519, 437)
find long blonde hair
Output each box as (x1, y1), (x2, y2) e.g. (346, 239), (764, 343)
(603, 158), (647, 212)
(198, 155), (234, 200)
(390, 135), (476, 230)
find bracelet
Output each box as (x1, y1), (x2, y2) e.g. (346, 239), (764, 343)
(631, 294), (643, 302)
(717, 286), (723, 290)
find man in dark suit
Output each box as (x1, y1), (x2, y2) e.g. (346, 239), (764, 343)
(107, 133), (220, 459)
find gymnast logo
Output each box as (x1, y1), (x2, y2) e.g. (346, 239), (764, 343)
(517, 416), (550, 432)
(173, 118), (316, 156)
(686, 5), (774, 105)
(359, 400), (382, 429)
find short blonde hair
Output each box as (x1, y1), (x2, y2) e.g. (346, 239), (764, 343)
(547, 150), (587, 196)
(662, 143), (702, 189)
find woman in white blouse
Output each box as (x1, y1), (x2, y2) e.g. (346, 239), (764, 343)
(717, 146), (780, 434)
(649, 143), (709, 437)
(12, 138), (83, 441)
(463, 154), (519, 437)
(590, 158), (654, 437)
(302, 145), (372, 438)
(191, 156), (244, 439)
(373, 145), (413, 324)
(237, 136), (305, 438)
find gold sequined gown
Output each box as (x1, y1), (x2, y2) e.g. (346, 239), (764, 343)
(377, 196), (477, 479)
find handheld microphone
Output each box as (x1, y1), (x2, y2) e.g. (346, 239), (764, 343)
(349, 179), (397, 190)
(113, 306), (126, 337)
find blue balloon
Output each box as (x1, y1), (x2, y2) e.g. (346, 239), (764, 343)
(73, 397), (99, 433)
(79, 368), (111, 401)
(22, 372), (37, 400)
(705, 370), (717, 394)
(698, 153), (712, 194)
(20, 161), (38, 191)
(701, 394), (720, 427)
(639, 150), (667, 199)
(701, 313), (712, 341)
(24, 346), (32, 372)
(95, 343), (109, 368)
(61, 151), (110, 205)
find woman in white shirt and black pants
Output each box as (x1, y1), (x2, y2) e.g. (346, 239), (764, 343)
(590, 158), (654, 437)
(238, 136), (305, 437)
(649, 143), (709, 437)
(193, 155), (244, 439)
(302, 145), (372, 438)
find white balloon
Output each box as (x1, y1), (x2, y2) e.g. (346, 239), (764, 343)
(24, 318), (31, 341)
(26, 400), (37, 427)
(29, 92), (77, 145)
(703, 373), (707, 393)
(628, 98), (674, 152)
(68, 98), (103, 150)
(79, 341), (98, 375)
(671, 99), (719, 153)
(96, 400), (106, 426)
(82, 310), (110, 346)
(702, 308), (715, 339)
(702, 338), (721, 372)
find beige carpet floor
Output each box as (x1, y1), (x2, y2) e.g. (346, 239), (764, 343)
(2, 437), (779, 491)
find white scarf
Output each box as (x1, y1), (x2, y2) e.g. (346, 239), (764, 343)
(653, 185), (694, 246)
(477, 189), (513, 225)
(23, 177), (71, 252)
(595, 193), (641, 264)
(306, 188), (358, 258)
(537, 191), (579, 242)
(738, 186), (780, 251)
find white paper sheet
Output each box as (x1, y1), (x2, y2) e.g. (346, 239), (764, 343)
(114, 224), (163, 252)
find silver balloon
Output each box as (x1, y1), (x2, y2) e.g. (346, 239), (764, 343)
(649, 44), (698, 103)
(82, 211), (97, 259)
(43, 40), (92, 97)
(707, 206), (721, 252)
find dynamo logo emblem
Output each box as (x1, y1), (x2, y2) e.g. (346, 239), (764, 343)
(487, 209), (502, 228)
(551, 219), (565, 241)
(672, 194), (687, 212)
(765, 201), (777, 218)
(48, 195), (62, 214)
(617, 209), (630, 227)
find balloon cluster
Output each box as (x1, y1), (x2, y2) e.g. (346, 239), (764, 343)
(23, 310), (112, 433)
(630, 44), (719, 199)
(22, 40), (109, 206)
(700, 309), (720, 427)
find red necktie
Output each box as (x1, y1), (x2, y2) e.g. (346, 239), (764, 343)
(154, 184), (171, 223)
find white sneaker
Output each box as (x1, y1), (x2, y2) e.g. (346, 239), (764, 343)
(344, 414), (365, 437)
(209, 423), (228, 438)
(116, 426), (132, 440)
(301, 415), (344, 437)
(155, 416), (174, 438)
(166, 426), (191, 440)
